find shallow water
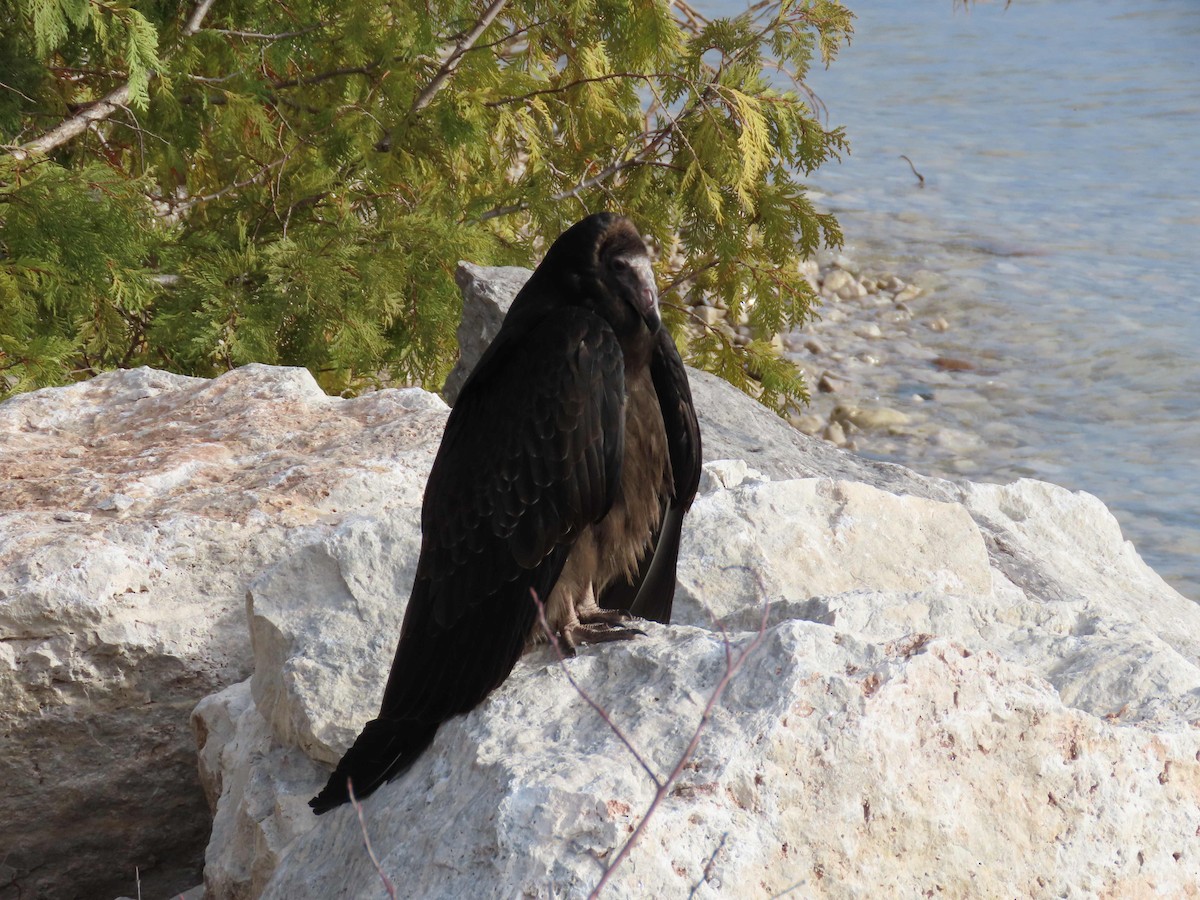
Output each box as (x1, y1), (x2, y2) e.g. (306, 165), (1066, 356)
(777, 0), (1200, 600)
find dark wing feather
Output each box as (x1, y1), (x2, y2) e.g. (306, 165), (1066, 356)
(310, 307), (625, 813)
(625, 328), (702, 624)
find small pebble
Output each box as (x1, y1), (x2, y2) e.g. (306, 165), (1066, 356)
(818, 372), (841, 393)
(833, 254), (859, 274)
(53, 511), (93, 523)
(804, 339), (825, 355)
(928, 317), (950, 332)
(823, 421), (847, 446)
(821, 269), (856, 296)
(97, 494), (135, 512)
(789, 413), (825, 436)
(932, 357), (976, 372)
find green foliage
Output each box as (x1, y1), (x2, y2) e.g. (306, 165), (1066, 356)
(1, 0), (853, 409)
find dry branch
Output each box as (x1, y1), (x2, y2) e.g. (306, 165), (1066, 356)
(348, 779), (399, 900)
(6, 0), (217, 161)
(529, 588), (772, 899)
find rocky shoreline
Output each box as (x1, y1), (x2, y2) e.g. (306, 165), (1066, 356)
(694, 252), (1007, 478)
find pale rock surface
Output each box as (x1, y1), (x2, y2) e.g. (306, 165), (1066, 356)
(260, 625), (1200, 899)
(0, 364), (445, 899)
(6, 261), (1200, 898)
(187, 264), (1200, 898)
(441, 261), (533, 405)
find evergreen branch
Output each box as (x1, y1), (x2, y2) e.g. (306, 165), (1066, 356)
(479, 116), (683, 221)
(8, 83), (133, 161)
(271, 66), (378, 90)
(485, 73), (662, 108)
(175, 150), (298, 211)
(5, 0), (218, 161)
(410, 0), (509, 113)
(210, 24), (325, 40)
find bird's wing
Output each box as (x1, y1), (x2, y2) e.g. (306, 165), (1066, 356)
(309, 307), (626, 813)
(624, 328), (702, 624)
(394, 304), (626, 709)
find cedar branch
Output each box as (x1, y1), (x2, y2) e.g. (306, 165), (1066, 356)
(410, 0), (509, 113)
(6, 0), (217, 161)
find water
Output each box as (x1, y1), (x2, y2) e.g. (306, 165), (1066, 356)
(750, 0), (1200, 597)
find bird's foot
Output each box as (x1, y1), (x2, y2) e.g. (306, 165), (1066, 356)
(562, 619), (646, 649)
(577, 608), (638, 627)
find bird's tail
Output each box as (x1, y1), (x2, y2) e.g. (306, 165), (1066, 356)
(309, 717), (439, 814)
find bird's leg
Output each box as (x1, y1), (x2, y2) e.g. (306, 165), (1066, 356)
(562, 584), (645, 648)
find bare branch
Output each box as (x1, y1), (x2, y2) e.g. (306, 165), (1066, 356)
(182, 0), (217, 37)
(588, 601), (771, 899)
(478, 123), (677, 222)
(485, 72), (662, 109)
(174, 149), (297, 211)
(210, 24), (325, 40)
(347, 780), (398, 900)
(6, 0), (218, 161)
(271, 66), (377, 90)
(410, 0), (509, 114)
(8, 83), (133, 161)
(530, 590), (661, 787)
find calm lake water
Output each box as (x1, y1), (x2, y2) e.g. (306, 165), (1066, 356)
(752, 0), (1200, 599)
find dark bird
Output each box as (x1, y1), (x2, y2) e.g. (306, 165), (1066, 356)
(310, 213), (702, 814)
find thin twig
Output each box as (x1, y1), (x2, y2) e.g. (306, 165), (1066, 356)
(687, 832), (728, 898)
(588, 599), (771, 899)
(899, 154), (925, 187)
(347, 779), (398, 900)
(210, 24), (325, 40)
(174, 148), (298, 210)
(410, 0), (509, 113)
(530, 590), (661, 787)
(485, 72), (661, 108)
(8, 83), (133, 160)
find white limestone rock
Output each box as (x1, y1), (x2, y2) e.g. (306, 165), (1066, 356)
(201, 456), (1200, 898)
(6, 260), (1198, 899)
(258, 624), (1200, 899)
(441, 261), (530, 405)
(184, 264), (1200, 898)
(0, 364), (446, 899)
(192, 680), (326, 900)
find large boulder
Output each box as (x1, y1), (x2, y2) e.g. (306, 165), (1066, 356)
(200, 454), (1200, 899)
(193, 266), (1200, 897)
(5, 263), (1198, 898)
(0, 365), (445, 899)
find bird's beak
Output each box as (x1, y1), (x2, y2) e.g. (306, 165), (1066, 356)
(629, 256), (661, 334)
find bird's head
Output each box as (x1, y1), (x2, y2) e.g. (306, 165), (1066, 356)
(542, 213), (661, 336)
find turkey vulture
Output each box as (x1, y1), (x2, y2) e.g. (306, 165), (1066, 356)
(310, 213), (702, 814)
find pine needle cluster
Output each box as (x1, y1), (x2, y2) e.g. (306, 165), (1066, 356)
(1, 0), (853, 408)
